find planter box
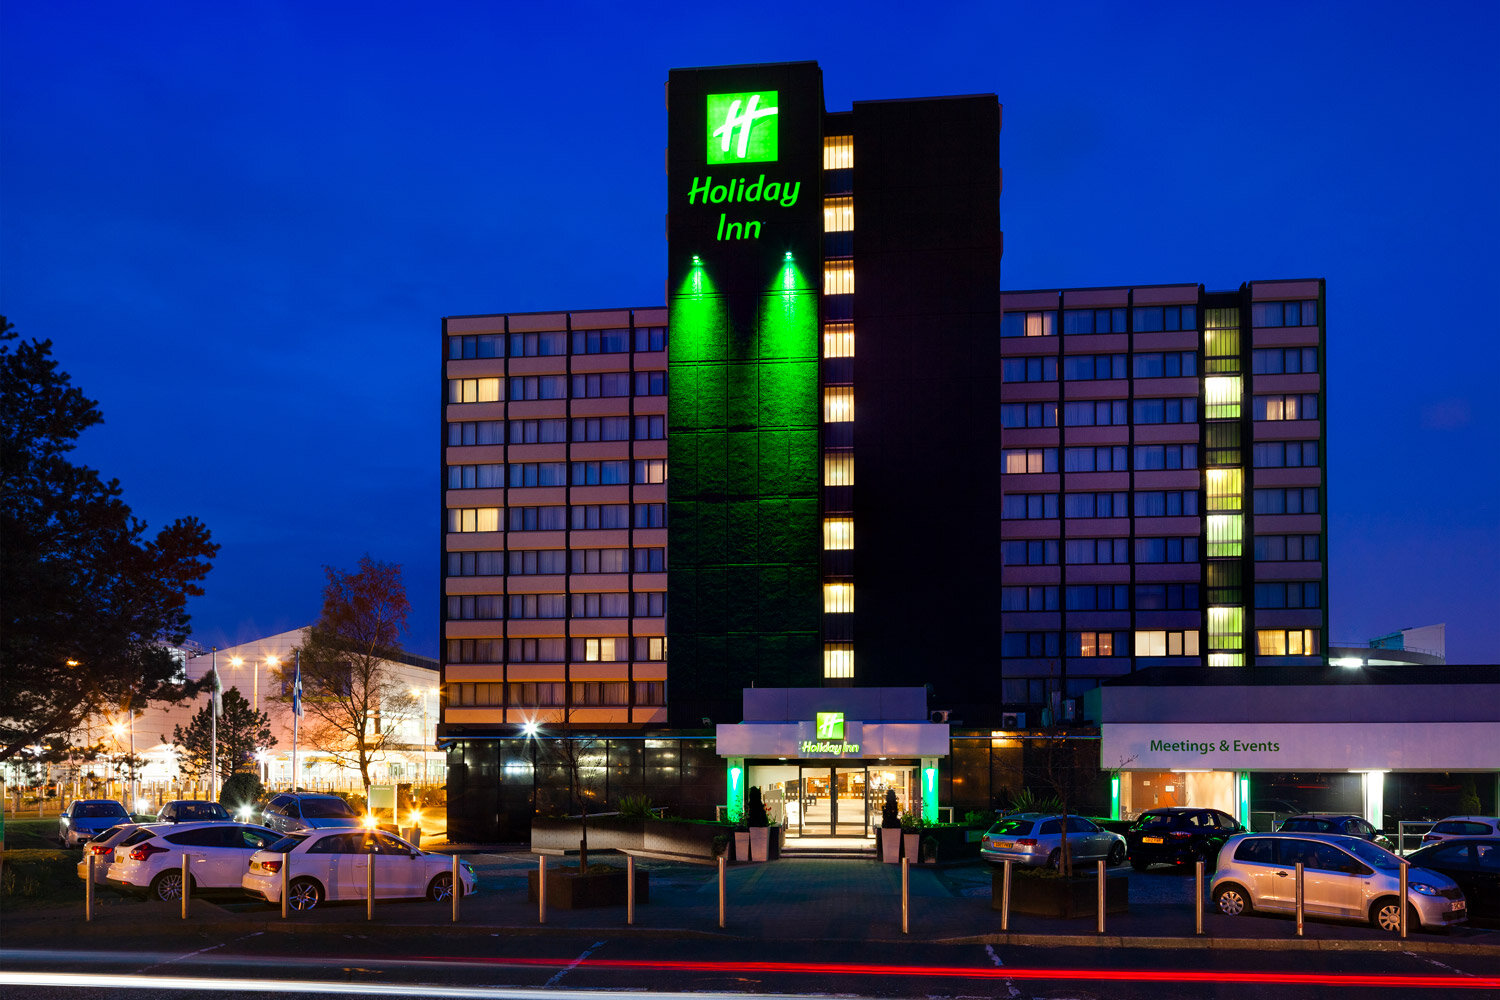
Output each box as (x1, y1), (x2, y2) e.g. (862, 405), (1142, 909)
(530, 815), (645, 854)
(902, 832), (920, 860)
(526, 867), (649, 908)
(880, 827), (901, 863)
(749, 826), (770, 862)
(733, 831), (750, 861)
(643, 818), (736, 859)
(992, 870), (1129, 919)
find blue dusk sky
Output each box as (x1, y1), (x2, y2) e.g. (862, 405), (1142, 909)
(3, 2), (1496, 662)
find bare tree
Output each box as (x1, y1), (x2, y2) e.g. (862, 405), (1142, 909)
(289, 556), (416, 797)
(536, 703), (605, 871)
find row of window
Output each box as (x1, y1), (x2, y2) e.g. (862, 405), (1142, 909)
(1003, 490), (1201, 520)
(446, 547), (666, 577)
(447, 637), (666, 663)
(1003, 305), (1200, 338)
(448, 416), (666, 447)
(1254, 394), (1318, 422)
(447, 679), (667, 708)
(1253, 581), (1322, 609)
(1250, 300), (1317, 328)
(1252, 487), (1320, 514)
(447, 327), (667, 361)
(1251, 348), (1319, 375)
(1252, 441), (1319, 468)
(445, 459), (668, 490)
(446, 372), (671, 403)
(1003, 581), (1203, 613)
(1001, 351), (1203, 384)
(449, 502), (667, 533)
(1003, 444), (1201, 475)
(1001, 535), (1204, 566)
(1254, 534), (1321, 562)
(448, 591), (667, 620)
(1256, 628), (1319, 655)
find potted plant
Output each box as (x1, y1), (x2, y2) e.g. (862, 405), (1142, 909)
(900, 810), (921, 861)
(747, 786), (770, 861)
(880, 789), (902, 863)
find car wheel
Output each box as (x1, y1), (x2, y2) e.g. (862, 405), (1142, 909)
(428, 873), (459, 902)
(151, 870), (188, 903)
(1371, 897), (1419, 933)
(1047, 849), (1062, 871)
(1213, 884), (1252, 916)
(288, 877), (323, 911)
(1107, 843), (1125, 867)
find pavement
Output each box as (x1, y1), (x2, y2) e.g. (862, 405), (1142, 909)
(4, 848), (1498, 955)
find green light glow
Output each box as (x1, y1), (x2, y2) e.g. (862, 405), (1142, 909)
(1111, 775), (1121, 821)
(922, 763), (939, 823)
(1238, 772), (1251, 826)
(727, 760), (745, 824)
(1207, 606), (1244, 649)
(1206, 513), (1243, 557)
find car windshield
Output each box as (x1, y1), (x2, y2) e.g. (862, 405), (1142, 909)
(267, 834), (308, 853)
(1133, 813), (1177, 829)
(300, 798), (356, 819)
(86, 825), (132, 843)
(77, 802), (129, 818)
(1341, 837), (1401, 870)
(987, 818), (1034, 836)
(175, 802), (228, 819)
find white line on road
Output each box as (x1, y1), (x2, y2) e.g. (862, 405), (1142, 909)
(1402, 950), (1474, 977)
(543, 940), (607, 989)
(984, 944), (1021, 999)
(136, 931), (263, 974)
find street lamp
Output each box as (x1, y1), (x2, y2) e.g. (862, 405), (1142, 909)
(231, 654), (269, 712)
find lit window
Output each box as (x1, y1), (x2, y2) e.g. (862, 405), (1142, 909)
(447, 378), (502, 404)
(447, 508), (500, 532)
(823, 322), (854, 358)
(583, 638), (617, 662)
(1208, 653), (1244, 666)
(824, 517), (853, 550)
(824, 261), (854, 295)
(1205, 376), (1241, 419)
(823, 386), (854, 423)
(823, 452), (854, 486)
(1256, 629), (1320, 656)
(1207, 606), (1244, 650)
(823, 643), (854, 679)
(824, 582), (854, 614)
(1205, 468), (1242, 511)
(1206, 514), (1243, 558)
(1079, 631), (1114, 657)
(823, 196), (853, 233)
(1133, 630), (1201, 656)
(823, 135), (853, 170)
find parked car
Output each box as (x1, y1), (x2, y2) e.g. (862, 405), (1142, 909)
(261, 793), (361, 833)
(59, 800), (132, 848)
(242, 829), (476, 910)
(980, 814), (1126, 869)
(1419, 816), (1500, 846)
(1211, 832), (1467, 932)
(75, 824), (143, 885)
(1405, 839), (1500, 922)
(1126, 807), (1243, 871)
(1276, 813), (1394, 850)
(104, 822), (282, 901)
(155, 800), (230, 823)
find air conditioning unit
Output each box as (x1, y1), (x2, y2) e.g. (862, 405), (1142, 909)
(930, 710), (951, 723)
(1001, 711), (1025, 729)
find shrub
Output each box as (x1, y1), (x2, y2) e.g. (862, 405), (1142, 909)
(899, 810), (921, 831)
(746, 786), (768, 827)
(882, 789), (900, 829)
(1004, 788), (1062, 815)
(619, 794), (654, 819)
(219, 772), (265, 814)
(963, 809), (992, 828)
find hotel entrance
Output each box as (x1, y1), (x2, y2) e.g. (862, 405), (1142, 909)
(750, 762), (916, 838)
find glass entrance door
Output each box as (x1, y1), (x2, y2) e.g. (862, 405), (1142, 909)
(791, 765), (869, 836)
(833, 766), (869, 836)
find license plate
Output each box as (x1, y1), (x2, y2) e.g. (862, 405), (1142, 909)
(1451, 900), (1465, 911)
(995, 841), (1013, 850)
(1143, 836), (1164, 844)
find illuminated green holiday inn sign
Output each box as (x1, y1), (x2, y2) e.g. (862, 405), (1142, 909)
(802, 712), (860, 755)
(692, 90), (804, 241)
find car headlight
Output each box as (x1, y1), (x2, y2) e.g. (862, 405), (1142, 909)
(1408, 882), (1442, 896)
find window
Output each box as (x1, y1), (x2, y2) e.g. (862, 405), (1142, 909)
(1251, 348), (1319, 374)
(1256, 629), (1320, 656)
(1205, 469), (1241, 511)
(1206, 513), (1243, 557)
(1133, 444), (1198, 470)
(1063, 584), (1128, 611)
(824, 261), (854, 295)
(1001, 310), (1057, 338)
(507, 549), (568, 575)
(1203, 377), (1241, 420)
(1062, 400), (1126, 426)
(823, 196), (853, 232)
(824, 643), (853, 679)
(1134, 630), (1201, 656)
(1063, 492), (1127, 518)
(1132, 352), (1198, 378)
(633, 592), (666, 617)
(570, 327), (631, 354)
(571, 681), (630, 706)
(1131, 397), (1197, 424)
(1003, 448), (1058, 474)
(508, 593), (566, 619)
(633, 637), (667, 662)
(823, 322), (854, 359)
(1203, 308), (1241, 372)
(1000, 632), (1062, 657)
(510, 462), (568, 487)
(507, 681), (565, 706)
(823, 452), (854, 486)
(570, 593), (630, 618)
(1253, 441), (1319, 468)
(507, 375), (568, 400)
(634, 680), (666, 704)
(1069, 631), (1124, 656)
(507, 505), (568, 531)
(1065, 446), (1129, 472)
(1134, 583), (1200, 610)
(447, 464), (506, 489)
(1003, 402), (1060, 427)
(447, 377), (502, 404)
(508, 331), (567, 357)
(447, 638), (505, 663)
(635, 371), (667, 396)
(1254, 394), (1319, 421)
(824, 582), (854, 613)
(823, 386), (854, 422)
(636, 326), (668, 352)
(1254, 582), (1322, 609)
(1065, 538), (1129, 564)
(1135, 536), (1200, 563)
(506, 418), (567, 443)
(634, 459), (668, 484)
(570, 503), (632, 529)
(823, 135), (853, 170)
(447, 508), (500, 532)
(1062, 354), (1126, 380)
(1132, 304), (1197, 332)
(1002, 539), (1060, 565)
(445, 595), (505, 620)
(1002, 585), (1059, 611)
(1133, 490), (1199, 517)
(824, 517), (853, 550)
(1061, 307), (1127, 334)
(570, 372), (632, 398)
(633, 547), (666, 572)
(632, 415), (666, 440)
(571, 417), (631, 442)
(446, 550), (506, 576)
(1002, 493), (1059, 519)
(1251, 300), (1318, 328)
(447, 420), (505, 446)
(633, 502), (667, 528)
(447, 333), (504, 359)
(569, 548), (629, 574)
(1252, 487), (1319, 514)
(1002, 357), (1058, 382)
(503, 639), (565, 663)
(1254, 534), (1321, 561)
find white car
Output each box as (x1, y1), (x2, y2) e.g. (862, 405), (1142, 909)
(76, 824), (143, 885)
(1420, 816), (1500, 846)
(105, 822), (282, 901)
(242, 828), (476, 910)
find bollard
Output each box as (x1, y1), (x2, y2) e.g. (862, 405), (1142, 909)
(281, 853), (290, 919)
(1295, 862), (1304, 937)
(451, 854), (460, 923)
(85, 853), (94, 922)
(1195, 859), (1204, 935)
(181, 855), (191, 919)
(538, 855), (547, 924)
(717, 855), (726, 928)
(1097, 859), (1106, 934)
(1000, 859), (1012, 932)
(901, 857), (910, 935)
(366, 853), (375, 921)
(627, 855), (636, 926)
(1399, 860), (1409, 939)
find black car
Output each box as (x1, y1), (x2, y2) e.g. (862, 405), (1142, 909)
(1405, 839), (1500, 922)
(1126, 807), (1243, 871)
(1277, 814), (1394, 850)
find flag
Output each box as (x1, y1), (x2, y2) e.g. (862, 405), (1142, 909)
(292, 652), (303, 718)
(211, 663), (223, 717)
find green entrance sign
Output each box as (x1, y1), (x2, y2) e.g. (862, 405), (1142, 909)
(706, 92), (779, 164)
(816, 712), (844, 740)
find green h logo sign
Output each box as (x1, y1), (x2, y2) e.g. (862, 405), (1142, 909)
(707, 92), (779, 164)
(816, 712), (844, 740)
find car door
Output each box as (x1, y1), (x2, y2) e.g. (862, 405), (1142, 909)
(305, 832), (361, 899)
(1257, 837), (1308, 911)
(370, 832), (424, 897)
(162, 827), (225, 886)
(1301, 841), (1368, 917)
(210, 825), (279, 888)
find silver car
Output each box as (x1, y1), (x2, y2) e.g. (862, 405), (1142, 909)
(59, 799), (132, 848)
(980, 813), (1126, 869)
(260, 793), (361, 833)
(1211, 832), (1467, 932)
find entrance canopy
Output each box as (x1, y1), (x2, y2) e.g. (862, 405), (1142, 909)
(715, 687), (950, 759)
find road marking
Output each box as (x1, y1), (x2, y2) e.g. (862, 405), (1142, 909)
(136, 933), (262, 974)
(1404, 951), (1474, 977)
(984, 944), (1021, 998)
(543, 941), (606, 989)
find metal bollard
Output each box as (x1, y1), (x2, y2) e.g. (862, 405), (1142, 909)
(281, 853), (290, 919)
(366, 854), (375, 921)
(627, 855), (636, 925)
(85, 853), (94, 922)
(1097, 860), (1106, 934)
(1000, 859), (1012, 931)
(538, 855), (547, 924)
(1295, 862), (1304, 937)
(901, 857), (910, 934)
(717, 855), (726, 928)
(451, 854), (460, 923)
(1195, 859), (1204, 935)
(1399, 860), (1408, 939)
(181, 855), (191, 919)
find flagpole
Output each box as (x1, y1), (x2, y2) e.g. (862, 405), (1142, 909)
(292, 650), (301, 793)
(210, 648), (219, 803)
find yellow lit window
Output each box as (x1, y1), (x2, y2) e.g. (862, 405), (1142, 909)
(1205, 468), (1242, 511)
(823, 643), (853, 679)
(823, 135), (853, 170)
(585, 638), (616, 662)
(1134, 630), (1200, 656)
(823, 452), (854, 486)
(824, 196), (853, 233)
(1205, 376), (1241, 419)
(824, 582), (854, 614)
(823, 322), (854, 358)
(1257, 628), (1318, 656)
(1206, 514), (1243, 558)
(824, 261), (854, 296)
(1208, 653), (1244, 666)
(823, 386), (854, 423)
(448, 377), (502, 404)
(1079, 631), (1113, 657)
(448, 507), (500, 532)
(823, 517), (853, 550)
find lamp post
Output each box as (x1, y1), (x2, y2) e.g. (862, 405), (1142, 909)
(522, 721), (540, 817)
